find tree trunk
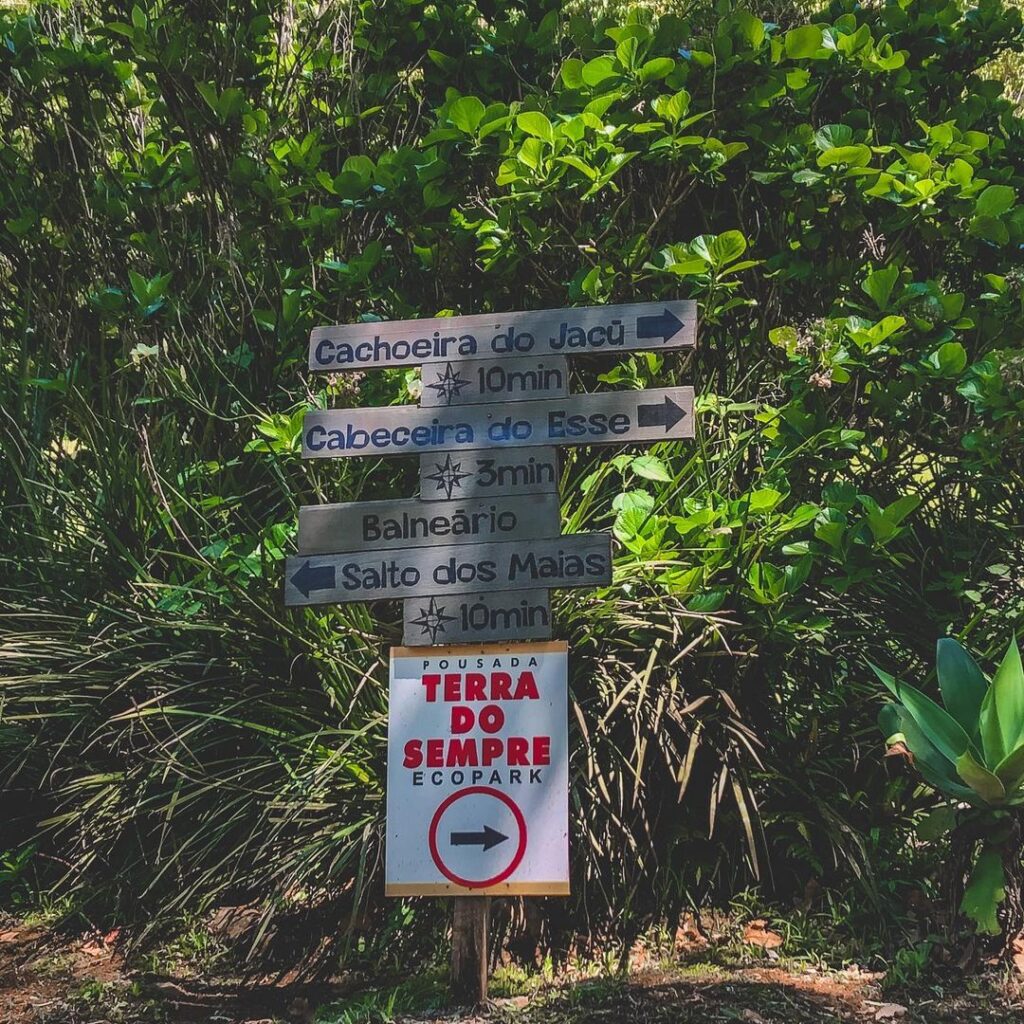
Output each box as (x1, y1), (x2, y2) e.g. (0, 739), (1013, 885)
(999, 813), (1024, 961)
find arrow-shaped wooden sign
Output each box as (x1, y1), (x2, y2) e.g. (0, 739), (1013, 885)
(309, 300), (696, 371)
(302, 387), (693, 460)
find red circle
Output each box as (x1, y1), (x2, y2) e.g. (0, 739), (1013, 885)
(428, 786), (527, 889)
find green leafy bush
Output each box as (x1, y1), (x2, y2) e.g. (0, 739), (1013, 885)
(1, 0), (1023, 960)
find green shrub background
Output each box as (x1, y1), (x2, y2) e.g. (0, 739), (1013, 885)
(1, 0), (1023, 961)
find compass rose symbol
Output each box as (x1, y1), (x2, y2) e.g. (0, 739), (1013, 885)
(424, 454), (472, 500)
(426, 362), (471, 406)
(409, 597), (457, 644)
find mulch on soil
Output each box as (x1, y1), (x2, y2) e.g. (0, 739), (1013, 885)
(3, 917), (1023, 1024)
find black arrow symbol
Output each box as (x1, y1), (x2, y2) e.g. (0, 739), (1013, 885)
(636, 307), (685, 343)
(637, 395), (687, 432)
(450, 825), (508, 851)
(290, 560), (336, 598)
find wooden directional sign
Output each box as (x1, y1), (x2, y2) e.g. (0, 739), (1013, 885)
(403, 590), (552, 646)
(420, 448), (559, 503)
(298, 494), (561, 555)
(420, 355), (568, 408)
(309, 300), (695, 371)
(386, 642), (569, 896)
(303, 387), (693, 460)
(284, 534), (611, 607)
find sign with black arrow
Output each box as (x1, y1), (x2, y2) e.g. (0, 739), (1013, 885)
(302, 387), (694, 460)
(451, 826), (508, 851)
(284, 534), (610, 607)
(386, 642), (569, 896)
(309, 300), (695, 371)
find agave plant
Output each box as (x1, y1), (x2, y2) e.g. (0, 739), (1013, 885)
(876, 637), (1024, 808)
(875, 636), (1024, 940)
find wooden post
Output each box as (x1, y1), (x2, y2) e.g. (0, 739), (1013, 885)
(451, 896), (490, 1005)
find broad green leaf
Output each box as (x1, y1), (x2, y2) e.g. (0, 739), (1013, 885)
(813, 124), (852, 151)
(785, 25), (823, 59)
(708, 230), (747, 268)
(449, 96), (485, 134)
(638, 57), (675, 83)
(652, 89), (690, 125)
(897, 681), (972, 764)
(936, 638), (988, 737)
(961, 847), (1005, 935)
(992, 637), (1024, 756)
(516, 111), (554, 143)
(556, 155), (597, 180)
(928, 341), (967, 376)
(956, 749), (1006, 804)
(582, 55), (616, 86)
(560, 58), (585, 89)
(631, 454), (672, 482)
(817, 145), (871, 168)
(970, 214), (1010, 245)
(862, 265), (899, 310)
(868, 661), (899, 699)
(975, 184), (1015, 218)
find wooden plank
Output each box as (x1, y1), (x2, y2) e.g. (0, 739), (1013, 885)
(419, 448), (558, 502)
(386, 881), (570, 896)
(309, 300), (696, 371)
(391, 640), (567, 658)
(419, 355), (567, 408)
(451, 898), (490, 1005)
(402, 590), (552, 645)
(298, 494), (561, 555)
(283, 533), (611, 606)
(302, 387), (694, 460)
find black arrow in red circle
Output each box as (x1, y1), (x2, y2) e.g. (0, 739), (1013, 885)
(450, 826), (508, 851)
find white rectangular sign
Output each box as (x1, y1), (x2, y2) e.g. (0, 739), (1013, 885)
(386, 642), (569, 896)
(310, 300), (696, 371)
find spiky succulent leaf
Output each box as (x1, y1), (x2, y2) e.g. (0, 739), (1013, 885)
(993, 742), (1024, 799)
(878, 702), (903, 744)
(868, 660), (899, 699)
(992, 636), (1024, 758)
(936, 637), (987, 736)
(895, 707), (977, 803)
(896, 681), (972, 764)
(980, 684), (1005, 766)
(961, 846), (1005, 935)
(956, 749), (1006, 805)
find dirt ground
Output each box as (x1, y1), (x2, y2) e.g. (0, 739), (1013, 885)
(2, 917), (1023, 1024)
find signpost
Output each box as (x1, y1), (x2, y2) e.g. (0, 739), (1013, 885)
(284, 298), (699, 1004)
(386, 642), (569, 896)
(301, 387), (694, 459)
